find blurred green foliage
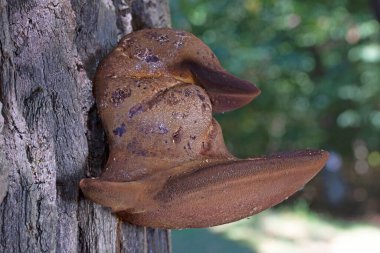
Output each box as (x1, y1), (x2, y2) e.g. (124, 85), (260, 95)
(170, 0), (380, 160)
(169, 2), (380, 251)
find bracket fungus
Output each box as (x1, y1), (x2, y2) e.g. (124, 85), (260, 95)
(80, 28), (328, 229)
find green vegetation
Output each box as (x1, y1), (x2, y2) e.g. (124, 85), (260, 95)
(170, 0), (380, 213)
(170, 1), (380, 252)
(170, 0), (380, 159)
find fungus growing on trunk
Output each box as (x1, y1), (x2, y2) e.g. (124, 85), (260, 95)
(80, 28), (328, 229)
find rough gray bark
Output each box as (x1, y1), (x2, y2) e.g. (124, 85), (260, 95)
(0, 102), (7, 204)
(0, 0), (171, 252)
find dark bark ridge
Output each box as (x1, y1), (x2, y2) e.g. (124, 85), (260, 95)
(0, 0), (171, 252)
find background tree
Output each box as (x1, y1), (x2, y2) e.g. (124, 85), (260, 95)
(0, 0), (171, 252)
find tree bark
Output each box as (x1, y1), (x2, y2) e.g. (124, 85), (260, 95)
(0, 0), (171, 252)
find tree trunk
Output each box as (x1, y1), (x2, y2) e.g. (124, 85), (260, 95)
(0, 0), (171, 252)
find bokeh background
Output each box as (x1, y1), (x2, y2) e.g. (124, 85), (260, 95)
(169, 0), (380, 252)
